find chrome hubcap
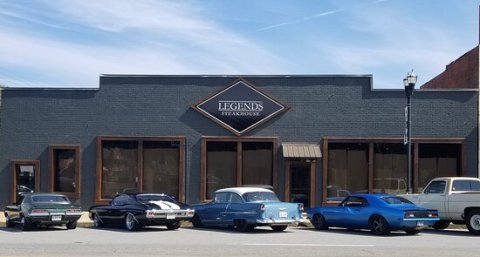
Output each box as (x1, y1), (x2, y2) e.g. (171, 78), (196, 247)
(373, 218), (383, 231)
(470, 214), (480, 230)
(126, 214), (135, 230)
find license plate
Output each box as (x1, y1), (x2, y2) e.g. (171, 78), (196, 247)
(166, 213), (176, 220)
(278, 211), (288, 218)
(417, 221), (424, 227)
(51, 215), (62, 221)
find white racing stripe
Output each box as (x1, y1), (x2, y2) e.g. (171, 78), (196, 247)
(244, 243), (374, 247)
(149, 200), (180, 210)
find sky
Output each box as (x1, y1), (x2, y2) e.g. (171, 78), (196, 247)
(0, 0), (478, 89)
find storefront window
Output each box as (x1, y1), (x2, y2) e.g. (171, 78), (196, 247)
(206, 141), (236, 199)
(373, 143), (407, 194)
(327, 143), (368, 201)
(418, 143), (461, 192)
(203, 139), (276, 201)
(51, 147), (79, 194)
(143, 141), (180, 196)
(101, 141), (138, 198)
(97, 137), (185, 202)
(242, 142), (273, 186)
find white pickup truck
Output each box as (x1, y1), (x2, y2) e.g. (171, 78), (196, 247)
(400, 177), (480, 235)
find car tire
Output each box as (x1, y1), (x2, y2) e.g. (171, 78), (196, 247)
(166, 221), (182, 230)
(466, 209), (480, 235)
(311, 214), (329, 230)
(234, 219), (253, 232)
(125, 213), (140, 231)
(5, 214), (14, 228)
(20, 216), (33, 231)
(405, 229), (420, 235)
(191, 214), (204, 228)
(66, 221), (77, 230)
(369, 215), (391, 235)
(271, 225), (288, 232)
(432, 220), (450, 230)
(93, 214), (103, 228)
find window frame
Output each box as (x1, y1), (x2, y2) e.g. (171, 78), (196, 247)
(322, 137), (465, 205)
(11, 160), (40, 204)
(95, 136), (186, 205)
(48, 145), (81, 198)
(200, 137), (278, 202)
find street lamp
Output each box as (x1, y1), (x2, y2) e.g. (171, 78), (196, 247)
(404, 70), (417, 194)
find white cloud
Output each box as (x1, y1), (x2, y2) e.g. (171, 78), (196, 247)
(0, 0), (291, 87)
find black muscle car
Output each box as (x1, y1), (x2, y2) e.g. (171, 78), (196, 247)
(89, 193), (194, 231)
(4, 193), (82, 231)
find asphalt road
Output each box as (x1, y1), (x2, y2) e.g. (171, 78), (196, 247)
(0, 224), (477, 257)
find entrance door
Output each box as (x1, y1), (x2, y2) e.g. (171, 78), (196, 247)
(286, 160), (315, 208)
(12, 160), (40, 203)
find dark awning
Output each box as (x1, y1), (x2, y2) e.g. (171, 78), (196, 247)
(282, 143), (322, 158)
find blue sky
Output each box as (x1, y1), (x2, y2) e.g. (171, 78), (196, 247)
(0, 0), (478, 89)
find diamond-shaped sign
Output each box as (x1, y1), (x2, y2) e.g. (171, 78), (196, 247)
(193, 80), (288, 136)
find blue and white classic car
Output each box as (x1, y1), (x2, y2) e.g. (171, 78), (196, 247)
(191, 187), (304, 232)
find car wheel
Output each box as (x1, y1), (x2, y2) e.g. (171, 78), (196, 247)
(405, 229), (420, 235)
(271, 225), (288, 232)
(166, 221), (182, 230)
(432, 220), (450, 230)
(369, 215), (391, 235)
(234, 219), (253, 232)
(93, 214), (103, 228)
(5, 214), (15, 228)
(311, 214), (329, 230)
(66, 221), (77, 230)
(125, 213), (140, 231)
(466, 210), (480, 235)
(20, 216), (33, 231)
(191, 214), (204, 228)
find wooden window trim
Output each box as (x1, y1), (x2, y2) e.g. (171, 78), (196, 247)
(200, 136), (278, 202)
(322, 137), (465, 205)
(11, 160), (40, 204)
(48, 145), (81, 198)
(284, 159), (316, 207)
(95, 136), (186, 205)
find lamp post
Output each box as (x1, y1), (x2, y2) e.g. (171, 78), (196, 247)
(404, 70), (417, 194)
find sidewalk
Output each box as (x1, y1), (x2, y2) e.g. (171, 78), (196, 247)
(0, 212), (93, 227)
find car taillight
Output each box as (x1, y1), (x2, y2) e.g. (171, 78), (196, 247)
(66, 209), (81, 213)
(32, 209), (49, 213)
(186, 209), (195, 215)
(427, 211), (438, 218)
(298, 203), (304, 211)
(404, 211), (415, 218)
(146, 210), (155, 218)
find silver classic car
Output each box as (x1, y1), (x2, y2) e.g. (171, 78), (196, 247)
(191, 187), (304, 232)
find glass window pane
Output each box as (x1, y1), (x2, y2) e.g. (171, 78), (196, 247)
(242, 142), (273, 186)
(53, 149), (77, 193)
(15, 164), (36, 199)
(373, 143), (407, 194)
(418, 144), (461, 192)
(327, 143), (368, 201)
(143, 141), (180, 197)
(102, 141), (138, 198)
(206, 141), (236, 199)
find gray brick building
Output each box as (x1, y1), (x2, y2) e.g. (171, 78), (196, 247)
(0, 75), (477, 209)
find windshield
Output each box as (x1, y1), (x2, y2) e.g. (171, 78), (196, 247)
(32, 195), (70, 203)
(382, 196), (413, 205)
(243, 191), (280, 202)
(136, 194), (176, 203)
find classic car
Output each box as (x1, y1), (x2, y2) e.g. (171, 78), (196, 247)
(89, 193), (194, 231)
(4, 193), (82, 231)
(191, 187), (304, 232)
(307, 194), (439, 235)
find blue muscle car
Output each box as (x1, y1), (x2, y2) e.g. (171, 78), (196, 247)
(191, 187), (304, 232)
(307, 194), (439, 235)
